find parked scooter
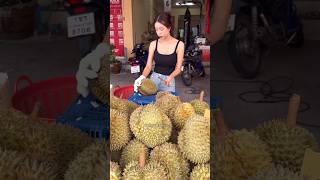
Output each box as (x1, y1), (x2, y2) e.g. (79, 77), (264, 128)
(64, 0), (107, 57)
(128, 43), (149, 77)
(227, 0), (304, 78)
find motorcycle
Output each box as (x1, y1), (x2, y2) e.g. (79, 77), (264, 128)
(64, 0), (107, 57)
(181, 42), (206, 87)
(227, 0), (304, 78)
(128, 43), (149, 77)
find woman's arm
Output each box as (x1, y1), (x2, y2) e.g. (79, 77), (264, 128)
(165, 42), (185, 86)
(142, 41), (156, 77)
(207, 0), (232, 45)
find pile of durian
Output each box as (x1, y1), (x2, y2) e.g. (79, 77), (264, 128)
(212, 94), (319, 180)
(110, 90), (210, 179)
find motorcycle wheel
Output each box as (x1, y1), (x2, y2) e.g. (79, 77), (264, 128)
(182, 65), (192, 86)
(227, 14), (262, 79)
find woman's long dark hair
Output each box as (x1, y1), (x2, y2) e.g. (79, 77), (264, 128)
(155, 12), (174, 36)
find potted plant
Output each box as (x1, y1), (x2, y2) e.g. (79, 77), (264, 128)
(110, 45), (122, 74)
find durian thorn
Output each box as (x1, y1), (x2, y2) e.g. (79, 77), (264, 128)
(204, 109), (210, 119)
(199, 91), (204, 102)
(29, 101), (40, 121)
(139, 147), (145, 169)
(287, 93), (301, 128)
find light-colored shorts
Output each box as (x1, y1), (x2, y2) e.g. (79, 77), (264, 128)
(150, 72), (175, 93)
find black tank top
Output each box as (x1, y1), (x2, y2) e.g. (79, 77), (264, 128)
(154, 39), (180, 75)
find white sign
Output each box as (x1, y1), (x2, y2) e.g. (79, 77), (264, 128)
(164, 0), (171, 12)
(67, 13), (95, 38)
(131, 65), (140, 73)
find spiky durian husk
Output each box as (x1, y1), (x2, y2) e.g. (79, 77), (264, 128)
(172, 103), (195, 129)
(64, 141), (108, 180)
(150, 142), (189, 180)
(120, 139), (149, 169)
(213, 129), (272, 180)
(190, 100), (209, 115)
(155, 93), (181, 117)
(248, 165), (304, 180)
(255, 119), (319, 172)
(122, 161), (168, 180)
(89, 53), (110, 105)
(110, 161), (122, 180)
(178, 114), (210, 164)
(155, 91), (171, 100)
(111, 96), (139, 116)
(130, 104), (172, 148)
(139, 78), (158, 95)
(111, 109), (131, 151)
(0, 148), (57, 180)
(0, 108), (94, 178)
(190, 163), (210, 180)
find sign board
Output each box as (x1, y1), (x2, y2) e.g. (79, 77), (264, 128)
(164, 0), (171, 12)
(67, 13), (95, 38)
(110, 0), (125, 56)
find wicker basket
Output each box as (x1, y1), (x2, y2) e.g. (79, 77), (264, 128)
(0, 2), (35, 40)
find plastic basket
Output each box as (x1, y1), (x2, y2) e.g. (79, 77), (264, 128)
(11, 75), (78, 123)
(113, 85), (178, 105)
(57, 93), (109, 139)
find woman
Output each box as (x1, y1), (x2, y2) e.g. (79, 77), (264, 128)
(134, 13), (185, 93)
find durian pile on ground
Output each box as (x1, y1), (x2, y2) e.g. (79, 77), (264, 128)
(212, 94), (320, 180)
(110, 90), (210, 179)
(0, 108), (110, 180)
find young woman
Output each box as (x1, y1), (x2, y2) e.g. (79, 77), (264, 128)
(134, 12), (185, 93)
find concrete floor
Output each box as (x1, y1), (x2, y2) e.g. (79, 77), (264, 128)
(212, 40), (320, 141)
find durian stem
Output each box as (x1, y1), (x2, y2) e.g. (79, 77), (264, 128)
(139, 148), (145, 169)
(287, 94), (301, 128)
(215, 109), (229, 137)
(30, 101), (40, 121)
(199, 91), (204, 102)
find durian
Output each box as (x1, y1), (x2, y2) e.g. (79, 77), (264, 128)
(155, 92), (181, 117)
(111, 109), (131, 151)
(64, 141), (108, 180)
(110, 161), (122, 180)
(139, 78), (158, 95)
(89, 53), (110, 104)
(248, 165), (304, 180)
(122, 150), (168, 179)
(0, 148), (57, 180)
(213, 110), (272, 180)
(120, 139), (149, 169)
(255, 94), (319, 172)
(172, 102), (195, 129)
(130, 104), (172, 148)
(190, 163), (210, 180)
(190, 91), (209, 115)
(178, 113), (210, 164)
(150, 142), (189, 180)
(111, 95), (139, 116)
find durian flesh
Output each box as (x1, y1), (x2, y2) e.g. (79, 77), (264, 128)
(130, 104), (172, 148)
(256, 119), (319, 172)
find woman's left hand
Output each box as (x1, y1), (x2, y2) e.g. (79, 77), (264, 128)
(164, 76), (174, 86)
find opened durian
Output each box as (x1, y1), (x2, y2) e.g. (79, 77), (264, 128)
(255, 94), (319, 172)
(213, 110), (272, 180)
(190, 163), (210, 180)
(0, 148), (57, 180)
(64, 141), (108, 180)
(122, 149), (168, 179)
(110, 161), (122, 180)
(111, 109), (131, 151)
(130, 104), (172, 148)
(150, 142), (189, 180)
(155, 92), (181, 117)
(89, 51), (110, 104)
(139, 78), (158, 95)
(178, 112), (210, 164)
(120, 139), (149, 169)
(248, 165), (304, 180)
(190, 91), (209, 115)
(172, 102), (195, 129)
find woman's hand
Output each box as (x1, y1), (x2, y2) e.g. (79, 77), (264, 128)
(164, 76), (174, 86)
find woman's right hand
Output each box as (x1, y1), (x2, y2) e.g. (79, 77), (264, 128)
(134, 75), (146, 92)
